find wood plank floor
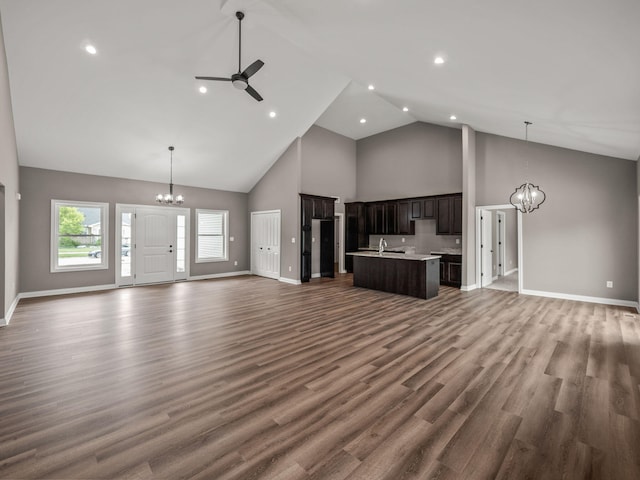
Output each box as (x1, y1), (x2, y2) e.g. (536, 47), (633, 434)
(1, 274), (639, 479)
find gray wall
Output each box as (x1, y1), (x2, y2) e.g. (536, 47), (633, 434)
(356, 122), (462, 201)
(476, 132), (637, 301)
(19, 167), (248, 293)
(248, 138), (301, 282)
(301, 125), (357, 214)
(0, 15), (19, 321)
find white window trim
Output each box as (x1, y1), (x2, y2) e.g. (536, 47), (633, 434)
(195, 209), (229, 263)
(51, 200), (109, 273)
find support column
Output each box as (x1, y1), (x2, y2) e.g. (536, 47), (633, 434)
(461, 125), (476, 290)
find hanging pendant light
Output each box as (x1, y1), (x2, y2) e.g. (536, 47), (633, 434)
(155, 146), (184, 205)
(509, 121), (546, 213)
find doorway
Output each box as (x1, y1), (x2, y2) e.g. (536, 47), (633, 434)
(0, 185), (5, 317)
(251, 210), (281, 280)
(475, 205), (522, 293)
(116, 204), (189, 286)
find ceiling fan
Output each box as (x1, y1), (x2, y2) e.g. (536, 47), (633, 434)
(196, 11), (264, 102)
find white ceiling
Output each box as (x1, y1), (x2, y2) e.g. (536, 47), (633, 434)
(1, 0), (639, 193)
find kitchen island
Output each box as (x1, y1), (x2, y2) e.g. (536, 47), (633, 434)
(348, 251), (441, 300)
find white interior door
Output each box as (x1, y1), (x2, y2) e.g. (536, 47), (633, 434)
(481, 209), (493, 287)
(251, 210), (281, 279)
(135, 207), (176, 284)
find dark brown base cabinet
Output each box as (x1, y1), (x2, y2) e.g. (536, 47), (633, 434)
(439, 254), (462, 287)
(352, 255), (440, 300)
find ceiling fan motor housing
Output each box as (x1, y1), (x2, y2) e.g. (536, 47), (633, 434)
(231, 73), (248, 90)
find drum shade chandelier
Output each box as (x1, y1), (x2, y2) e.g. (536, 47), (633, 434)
(156, 146), (184, 205)
(509, 121), (546, 213)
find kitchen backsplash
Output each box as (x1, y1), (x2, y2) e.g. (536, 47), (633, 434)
(368, 218), (460, 254)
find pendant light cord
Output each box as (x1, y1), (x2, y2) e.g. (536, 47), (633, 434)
(524, 121), (532, 178)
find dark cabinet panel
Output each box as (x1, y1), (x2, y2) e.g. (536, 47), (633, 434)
(300, 194), (335, 282)
(439, 254), (462, 288)
(397, 200), (415, 235)
(345, 202), (367, 273)
(436, 194), (462, 235)
(385, 202), (397, 234)
(320, 220), (335, 278)
(436, 197), (452, 234)
(410, 200), (422, 219)
(367, 202), (386, 234)
(423, 198), (435, 219)
(452, 195), (462, 235)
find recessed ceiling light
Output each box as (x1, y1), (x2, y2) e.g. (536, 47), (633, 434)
(85, 45), (97, 55)
(199, 86), (207, 94)
(368, 84), (375, 91)
(434, 56), (445, 65)
(402, 107), (409, 112)
(450, 115), (457, 121)
(269, 111), (277, 118)
(360, 118), (367, 124)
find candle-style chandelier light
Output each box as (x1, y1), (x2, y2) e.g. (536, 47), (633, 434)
(155, 146), (184, 205)
(509, 121), (546, 213)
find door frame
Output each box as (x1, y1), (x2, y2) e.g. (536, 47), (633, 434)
(115, 204), (190, 287)
(479, 208), (493, 287)
(250, 209), (281, 280)
(475, 204), (523, 293)
(496, 211), (506, 277)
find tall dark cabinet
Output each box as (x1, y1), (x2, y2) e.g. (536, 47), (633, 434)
(300, 194), (336, 282)
(345, 202), (367, 272)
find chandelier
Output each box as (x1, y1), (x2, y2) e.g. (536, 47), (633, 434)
(156, 146), (184, 205)
(509, 121), (546, 213)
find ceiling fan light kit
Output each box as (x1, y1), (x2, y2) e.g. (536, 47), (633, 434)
(195, 11), (265, 102)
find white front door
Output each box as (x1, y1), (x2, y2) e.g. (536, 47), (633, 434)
(135, 207), (175, 284)
(481, 209), (493, 287)
(251, 210), (281, 279)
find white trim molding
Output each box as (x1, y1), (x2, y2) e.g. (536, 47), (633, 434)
(19, 284), (117, 299)
(504, 268), (518, 277)
(188, 271), (250, 281)
(279, 277), (301, 285)
(521, 288), (639, 310)
(0, 295), (21, 326)
(460, 284), (478, 292)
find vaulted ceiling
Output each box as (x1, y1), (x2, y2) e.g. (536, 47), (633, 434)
(1, 0), (639, 193)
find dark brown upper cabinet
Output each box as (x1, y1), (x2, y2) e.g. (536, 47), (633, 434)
(410, 197), (435, 220)
(397, 200), (415, 235)
(436, 194), (463, 235)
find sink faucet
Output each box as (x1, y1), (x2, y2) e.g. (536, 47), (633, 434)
(378, 237), (387, 255)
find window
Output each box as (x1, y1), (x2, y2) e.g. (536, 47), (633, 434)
(51, 200), (109, 272)
(196, 209), (228, 262)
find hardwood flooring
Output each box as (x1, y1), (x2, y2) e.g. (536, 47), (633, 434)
(1, 274), (639, 479)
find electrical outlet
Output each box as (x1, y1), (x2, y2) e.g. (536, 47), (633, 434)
(234, 260), (238, 266)
(291, 237), (296, 243)
(606, 281), (613, 288)
(402, 238), (406, 243)
(312, 237), (315, 243)
(230, 236), (234, 242)
(456, 238), (460, 244)
(288, 266), (292, 272)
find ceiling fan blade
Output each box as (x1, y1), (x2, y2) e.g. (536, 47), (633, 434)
(241, 60), (264, 79)
(195, 76), (232, 81)
(245, 84), (263, 102)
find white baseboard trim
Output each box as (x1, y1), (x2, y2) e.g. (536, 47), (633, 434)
(339, 269), (347, 274)
(188, 271), (250, 281)
(504, 268), (518, 276)
(520, 288), (639, 309)
(2, 295), (21, 326)
(460, 284), (478, 292)
(19, 284), (117, 299)
(311, 273), (321, 279)
(492, 275), (498, 281)
(279, 277), (301, 285)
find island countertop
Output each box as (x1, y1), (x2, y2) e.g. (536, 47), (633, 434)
(347, 251), (441, 261)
